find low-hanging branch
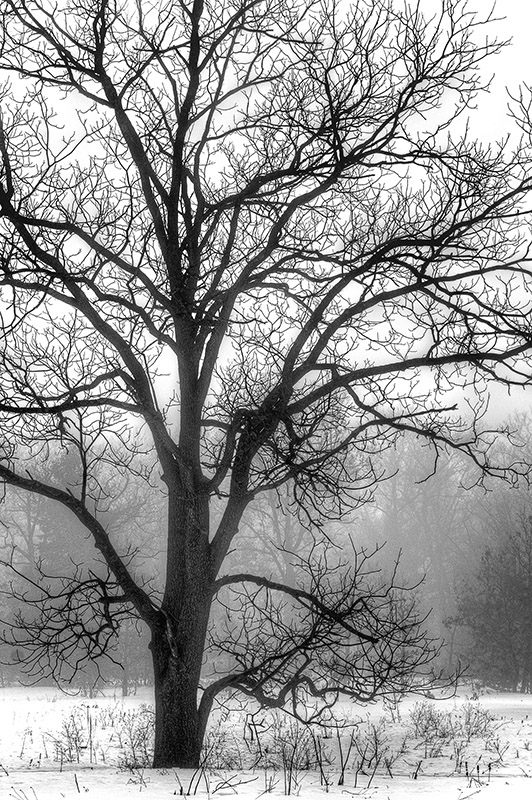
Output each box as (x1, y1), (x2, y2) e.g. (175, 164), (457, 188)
(213, 572), (378, 643)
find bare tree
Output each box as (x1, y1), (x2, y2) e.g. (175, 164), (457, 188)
(454, 508), (532, 692)
(360, 439), (485, 637)
(0, 445), (161, 692)
(0, 487), (43, 570)
(0, 0), (532, 767)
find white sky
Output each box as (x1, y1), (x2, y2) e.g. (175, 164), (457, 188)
(473, 1), (532, 130)
(444, 1), (532, 420)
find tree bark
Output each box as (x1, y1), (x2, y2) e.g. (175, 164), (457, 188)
(150, 480), (214, 768)
(151, 625), (209, 768)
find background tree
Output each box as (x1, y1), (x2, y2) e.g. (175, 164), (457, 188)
(350, 414), (532, 679)
(0, 444), (160, 694)
(454, 509), (532, 692)
(0, 0), (532, 768)
(449, 418), (532, 690)
(354, 437), (486, 643)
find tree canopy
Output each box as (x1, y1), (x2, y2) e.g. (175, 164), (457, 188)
(0, 0), (532, 767)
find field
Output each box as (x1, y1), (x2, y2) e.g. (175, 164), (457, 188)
(4, 685), (532, 799)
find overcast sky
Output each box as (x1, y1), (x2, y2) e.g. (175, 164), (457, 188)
(475, 1), (532, 132)
(444, 2), (532, 420)
(497, 0), (532, 74)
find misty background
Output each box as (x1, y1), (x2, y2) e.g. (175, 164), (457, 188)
(1, 0), (532, 704)
(2, 411), (532, 695)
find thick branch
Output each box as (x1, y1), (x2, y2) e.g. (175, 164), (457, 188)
(0, 464), (160, 628)
(213, 572), (378, 644)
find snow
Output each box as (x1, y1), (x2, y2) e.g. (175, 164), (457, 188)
(3, 686), (532, 799)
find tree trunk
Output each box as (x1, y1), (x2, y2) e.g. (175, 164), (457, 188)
(121, 656), (129, 698)
(151, 627), (209, 767)
(150, 480), (214, 768)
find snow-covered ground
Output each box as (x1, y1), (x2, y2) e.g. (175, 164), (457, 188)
(4, 685), (532, 799)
